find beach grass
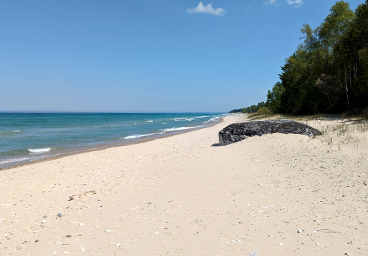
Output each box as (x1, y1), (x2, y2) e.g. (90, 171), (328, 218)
(244, 111), (368, 152)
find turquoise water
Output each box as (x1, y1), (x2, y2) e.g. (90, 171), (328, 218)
(0, 113), (223, 168)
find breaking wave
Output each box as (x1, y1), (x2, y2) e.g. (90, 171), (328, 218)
(28, 148), (52, 153)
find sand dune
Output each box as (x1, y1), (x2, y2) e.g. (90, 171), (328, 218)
(1, 114), (367, 255)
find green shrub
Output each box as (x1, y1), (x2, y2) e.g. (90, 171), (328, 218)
(257, 106), (273, 115)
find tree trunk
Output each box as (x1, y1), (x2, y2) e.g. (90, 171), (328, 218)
(349, 67), (352, 89)
(327, 94), (332, 106)
(345, 70), (350, 108)
(355, 54), (358, 79)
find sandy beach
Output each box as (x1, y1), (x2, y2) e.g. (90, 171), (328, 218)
(1, 114), (368, 255)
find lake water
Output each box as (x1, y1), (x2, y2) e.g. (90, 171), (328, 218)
(0, 113), (224, 168)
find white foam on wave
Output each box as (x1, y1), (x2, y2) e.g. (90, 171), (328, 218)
(204, 117), (219, 123)
(172, 118), (194, 122)
(124, 133), (156, 140)
(146, 120), (153, 123)
(172, 116), (210, 122)
(124, 125), (202, 139)
(28, 148), (52, 153)
(0, 157), (30, 165)
(13, 130), (21, 133)
(163, 126), (197, 132)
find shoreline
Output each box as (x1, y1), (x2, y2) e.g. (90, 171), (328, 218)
(1, 114), (367, 255)
(0, 116), (225, 171)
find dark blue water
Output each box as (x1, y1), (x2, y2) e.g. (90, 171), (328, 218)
(0, 113), (223, 168)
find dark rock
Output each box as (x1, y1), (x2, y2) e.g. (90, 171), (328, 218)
(219, 119), (322, 145)
(57, 213), (62, 218)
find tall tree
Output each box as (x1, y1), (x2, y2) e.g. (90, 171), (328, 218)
(266, 1), (368, 115)
(316, 1), (354, 108)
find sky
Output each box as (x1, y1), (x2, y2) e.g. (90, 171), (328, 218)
(0, 0), (365, 113)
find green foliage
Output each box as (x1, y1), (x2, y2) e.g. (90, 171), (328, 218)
(228, 102), (268, 115)
(256, 106), (273, 115)
(230, 1), (367, 116)
(242, 101), (266, 113)
(267, 82), (285, 113)
(228, 108), (243, 113)
(266, 0), (368, 115)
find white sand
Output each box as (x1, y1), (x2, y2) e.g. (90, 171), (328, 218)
(1, 114), (368, 255)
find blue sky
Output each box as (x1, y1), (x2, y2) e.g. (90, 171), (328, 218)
(0, 0), (364, 113)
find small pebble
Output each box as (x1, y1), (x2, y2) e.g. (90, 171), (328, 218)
(57, 213), (62, 218)
(297, 229), (303, 233)
(250, 252), (259, 256)
(278, 243), (283, 245)
(41, 220), (47, 224)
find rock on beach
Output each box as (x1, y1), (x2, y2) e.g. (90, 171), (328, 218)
(219, 119), (322, 145)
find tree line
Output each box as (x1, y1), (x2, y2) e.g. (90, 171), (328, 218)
(267, 0), (368, 115)
(231, 1), (367, 115)
(229, 102), (266, 114)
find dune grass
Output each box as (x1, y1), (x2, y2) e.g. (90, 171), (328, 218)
(245, 110), (368, 152)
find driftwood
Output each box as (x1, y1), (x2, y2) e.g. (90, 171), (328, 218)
(219, 120), (322, 145)
(69, 190), (96, 201)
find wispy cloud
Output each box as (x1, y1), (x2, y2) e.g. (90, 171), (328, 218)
(187, 2), (226, 16)
(266, 0), (277, 5)
(286, 0), (304, 7)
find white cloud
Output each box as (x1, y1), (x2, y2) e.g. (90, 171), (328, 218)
(286, 0), (304, 7)
(187, 2), (226, 16)
(266, 0), (277, 5)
